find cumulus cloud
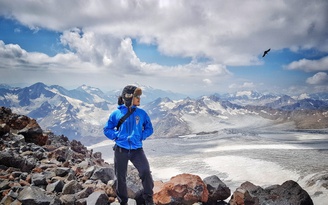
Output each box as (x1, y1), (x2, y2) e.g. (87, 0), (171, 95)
(58, 28), (234, 79)
(286, 56), (328, 72)
(0, 38), (233, 93)
(1, 0), (328, 94)
(1, 0), (328, 64)
(0, 40), (85, 71)
(306, 72), (328, 85)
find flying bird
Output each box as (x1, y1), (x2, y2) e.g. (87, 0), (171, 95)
(262, 48), (271, 57)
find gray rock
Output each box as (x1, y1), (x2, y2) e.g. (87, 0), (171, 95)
(62, 180), (83, 195)
(17, 186), (53, 205)
(0, 179), (10, 190)
(84, 165), (96, 178)
(267, 180), (314, 205)
(60, 194), (76, 205)
(46, 180), (64, 193)
(86, 191), (109, 205)
(90, 166), (115, 184)
(126, 167), (143, 199)
(31, 173), (47, 186)
(8, 189), (19, 198)
(55, 167), (71, 177)
(20, 172), (29, 180)
(203, 175), (231, 203)
(11, 171), (23, 178)
(76, 198), (87, 205)
(43, 170), (56, 180)
(110, 198), (137, 205)
(75, 187), (94, 200)
(229, 180), (314, 205)
(22, 156), (37, 172)
(0, 151), (24, 170)
(0, 195), (14, 204)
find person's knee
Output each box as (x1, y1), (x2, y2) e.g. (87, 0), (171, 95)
(139, 169), (152, 179)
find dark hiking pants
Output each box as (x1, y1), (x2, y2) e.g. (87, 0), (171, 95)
(114, 146), (154, 204)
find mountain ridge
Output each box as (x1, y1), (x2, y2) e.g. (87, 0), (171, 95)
(0, 82), (327, 145)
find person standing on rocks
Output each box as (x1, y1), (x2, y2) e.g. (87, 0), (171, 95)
(103, 85), (154, 205)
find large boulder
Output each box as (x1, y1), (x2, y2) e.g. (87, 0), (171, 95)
(0, 123), (10, 137)
(153, 173), (209, 205)
(229, 180), (314, 205)
(203, 175), (231, 204)
(0, 150), (37, 172)
(0, 106), (47, 146)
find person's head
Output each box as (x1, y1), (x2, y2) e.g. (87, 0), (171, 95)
(118, 85), (142, 108)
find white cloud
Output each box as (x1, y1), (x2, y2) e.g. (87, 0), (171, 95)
(286, 56), (328, 72)
(60, 28), (120, 67)
(229, 82), (255, 89)
(202, 64), (231, 75)
(1, 0), (328, 95)
(242, 82), (255, 88)
(0, 40), (85, 71)
(0, 39), (232, 94)
(2, 0), (328, 63)
(203, 79), (212, 85)
(306, 72), (328, 85)
(14, 28), (21, 33)
(59, 29), (234, 79)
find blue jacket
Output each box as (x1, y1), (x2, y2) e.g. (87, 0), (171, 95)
(103, 105), (153, 149)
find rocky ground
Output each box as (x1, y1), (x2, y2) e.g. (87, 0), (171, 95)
(0, 106), (315, 205)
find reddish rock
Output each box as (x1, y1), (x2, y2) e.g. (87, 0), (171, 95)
(43, 144), (57, 152)
(153, 180), (165, 194)
(230, 186), (259, 205)
(0, 107), (47, 146)
(18, 120), (48, 146)
(32, 167), (43, 173)
(153, 173), (209, 205)
(19, 179), (30, 186)
(70, 139), (87, 154)
(47, 146), (69, 161)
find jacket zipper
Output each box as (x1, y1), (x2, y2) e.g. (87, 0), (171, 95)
(128, 110), (133, 151)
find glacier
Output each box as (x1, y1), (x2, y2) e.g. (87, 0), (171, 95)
(88, 129), (328, 204)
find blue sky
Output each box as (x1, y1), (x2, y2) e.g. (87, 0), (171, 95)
(0, 0), (328, 97)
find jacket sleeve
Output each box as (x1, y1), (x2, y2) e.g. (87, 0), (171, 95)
(103, 112), (119, 140)
(142, 112), (153, 140)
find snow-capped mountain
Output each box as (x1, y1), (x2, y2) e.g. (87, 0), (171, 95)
(1, 83), (328, 145)
(0, 83), (189, 145)
(146, 94), (328, 138)
(218, 90), (279, 106)
(0, 82), (115, 145)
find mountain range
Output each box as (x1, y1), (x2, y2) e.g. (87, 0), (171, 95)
(1, 82), (327, 145)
